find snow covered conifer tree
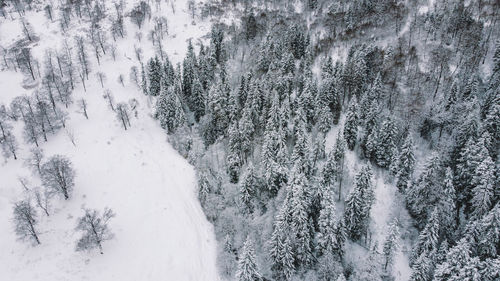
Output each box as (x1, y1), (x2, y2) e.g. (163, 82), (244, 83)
(433, 238), (472, 281)
(239, 106), (255, 159)
(409, 251), (434, 281)
(395, 134), (415, 192)
(40, 155), (75, 200)
(182, 40), (196, 104)
(269, 204), (295, 280)
(156, 84), (185, 134)
(412, 208), (440, 260)
(317, 191), (339, 256)
(439, 168), (456, 233)
(344, 165), (374, 241)
(375, 116), (398, 168)
(344, 96), (358, 150)
(191, 75), (205, 122)
(13, 199), (40, 245)
(383, 219), (400, 272)
(288, 166), (313, 267)
(406, 153), (442, 223)
(235, 237), (261, 281)
(470, 150), (495, 219)
(75, 208), (115, 254)
(147, 56), (162, 96)
(239, 163), (258, 213)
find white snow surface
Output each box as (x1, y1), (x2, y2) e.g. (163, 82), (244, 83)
(0, 0), (219, 280)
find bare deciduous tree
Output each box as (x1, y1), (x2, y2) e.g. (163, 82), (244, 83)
(25, 147), (44, 175)
(40, 155), (75, 200)
(96, 72), (106, 88)
(75, 208), (115, 254)
(78, 99), (88, 119)
(103, 90), (115, 111)
(33, 187), (50, 216)
(13, 199), (40, 245)
(116, 102), (131, 130)
(1, 131), (19, 160)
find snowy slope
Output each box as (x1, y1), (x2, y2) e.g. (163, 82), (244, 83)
(0, 0), (220, 280)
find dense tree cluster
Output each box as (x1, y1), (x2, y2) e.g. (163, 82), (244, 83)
(147, 0), (500, 279)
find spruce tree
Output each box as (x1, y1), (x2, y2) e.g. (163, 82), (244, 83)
(406, 153), (442, 223)
(317, 191), (339, 256)
(433, 238), (472, 281)
(227, 121), (242, 183)
(455, 133), (489, 214)
(155, 83), (185, 133)
(383, 219), (400, 272)
(182, 40), (196, 103)
(148, 56), (162, 96)
(236, 237), (262, 281)
(288, 167), (313, 268)
(439, 168), (456, 234)
(239, 106), (255, 159)
(395, 134), (415, 192)
(409, 251), (433, 281)
(239, 163), (258, 213)
(191, 75), (205, 122)
(470, 151), (495, 219)
(375, 117), (398, 168)
(344, 96), (359, 150)
(269, 204), (295, 280)
(413, 208), (440, 260)
(344, 165), (374, 241)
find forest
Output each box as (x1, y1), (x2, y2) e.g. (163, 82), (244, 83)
(0, 0), (499, 280)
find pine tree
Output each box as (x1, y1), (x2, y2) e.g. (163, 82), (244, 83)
(317, 191), (339, 256)
(203, 78), (230, 145)
(182, 40), (196, 103)
(470, 151), (495, 219)
(455, 133), (489, 214)
(147, 56), (162, 96)
(269, 204), (295, 280)
(344, 96), (359, 150)
(439, 168), (456, 234)
(475, 203), (500, 258)
(344, 165), (374, 241)
(239, 106), (255, 159)
(375, 116), (398, 168)
(413, 208), (440, 260)
(288, 167), (313, 268)
(191, 75), (205, 122)
(433, 238), (472, 281)
(406, 153), (443, 223)
(395, 134), (416, 192)
(155, 83), (185, 134)
(383, 219), (400, 272)
(409, 251), (434, 281)
(227, 121), (242, 183)
(236, 237), (262, 281)
(239, 163), (258, 213)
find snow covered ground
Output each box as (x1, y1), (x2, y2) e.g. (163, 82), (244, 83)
(0, 0), (220, 280)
